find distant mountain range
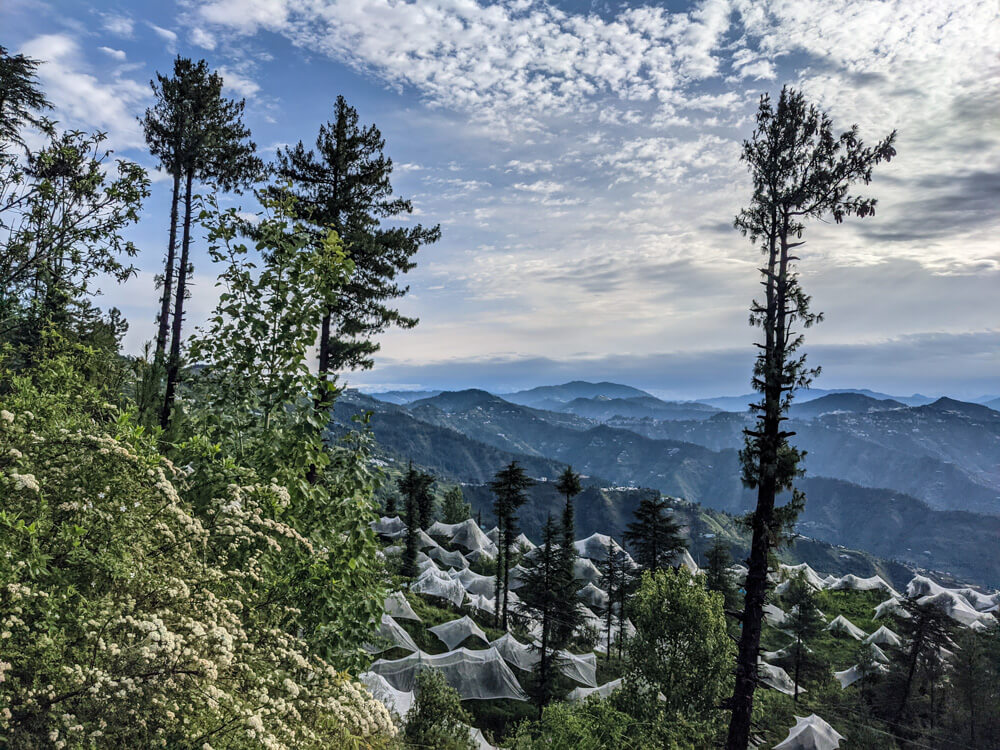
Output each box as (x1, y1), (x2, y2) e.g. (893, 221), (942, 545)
(346, 381), (1000, 586)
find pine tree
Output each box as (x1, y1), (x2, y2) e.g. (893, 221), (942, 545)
(273, 95), (440, 386)
(623, 495), (686, 572)
(398, 462), (430, 579)
(0, 45), (51, 152)
(490, 461), (534, 629)
(782, 574), (825, 702)
(517, 516), (577, 715)
(553, 466), (582, 643)
(144, 57), (264, 429)
(599, 538), (634, 661)
(384, 494), (397, 516)
(725, 87), (896, 750)
(704, 540), (741, 618)
(441, 486), (471, 524)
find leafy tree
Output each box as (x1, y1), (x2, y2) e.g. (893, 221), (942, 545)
(404, 669), (475, 750)
(441, 485), (472, 524)
(781, 574), (826, 701)
(183, 190), (386, 666)
(623, 568), (733, 744)
(511, 695), (649, 749)
(704, 539), (741, 616)
(0, 45), (51, 151)
(490, 460), (534, 629)
(273, 95), (440, 384)
(517, 516), (579, 714)
(147, 57), (264, 429)
(623, 494), (686, 573)
(726, 86), (896, 750)
(0, 129), (148, 349)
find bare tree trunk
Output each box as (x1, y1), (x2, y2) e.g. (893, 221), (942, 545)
(154, 171), (181, 365)
(161, 170), (194, 429)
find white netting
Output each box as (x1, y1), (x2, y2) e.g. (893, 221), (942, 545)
(573, 556), (603, 583)
(573, 533), (633, 564)
(428, 545), (470, 569)
(873, 597), (907, 620)
(514, 532), (536, 551)
(828, 574), (898, 597)
(778, 563), (827, 590)
(469, 727), (498, 750)
(774, 714), (845, 750)
(385, 591), (422, 622)
(907, 576), (999, 627)
(429, 615), (490, 650)
(428, 519), (499, 557)
(365, 614), (420, 653)
(595, 619), (635, 653)
(557, 650), (597, 687)
(764, 603), (788, 627)
(411, 567), (467, 607)
(508, 564), (529, 591)
(467, 593), (496, 616)
(578, 582), (609, 610)
(865, 625), (902, 648)
(669, 548), (699, 574)
(834, 661), (888, 690)
(486, 526), (500, 544)
(417, 529), (442, 551)
(371, 515), (407, 539)
(567, 678), (623, 703)
(825, 615), (867, 640)
(490, 632), (539, 672)
(370, 647), (528, 701)
(758, 660), (802, 696)
(450, 568), (496, 597)
(360, 670), (414, 718)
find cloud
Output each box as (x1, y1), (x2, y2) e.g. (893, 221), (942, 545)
(98, 46), (126, 61)
(217, 66), (260, 98)
(190, 26), (217, 49)
(147, 22), (179, 52)
(101, 13), (134, 37)
(19, 34), (148, 150)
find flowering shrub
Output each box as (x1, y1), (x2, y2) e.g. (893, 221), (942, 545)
(0, 369), (397, 748)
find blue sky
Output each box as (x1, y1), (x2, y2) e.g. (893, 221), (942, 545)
(4, 0), (1000, 399)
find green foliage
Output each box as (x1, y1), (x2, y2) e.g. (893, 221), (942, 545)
(397, 462), (435, 578)
(403, 670), (475, 750)
(780, 575), (827, 701)
(512, 696), (649, 750)
(490, 461), (534, 629)
(623, 494), (686, 572)
(704, 540), (741, 618)
(274, 94), (440, 374)
(0, 355), (397, 748)
(622, 568), (733, 744)
(441, 485), (472, 524)
(0, 44), (52, 150)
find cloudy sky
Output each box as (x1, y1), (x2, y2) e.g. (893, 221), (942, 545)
(4, 0), (999, 399)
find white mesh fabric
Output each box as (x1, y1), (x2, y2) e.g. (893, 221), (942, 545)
(428, 546), (470, 569)
(865, 625), (902, 648)
(411, 567), (466, 607)
(360, 671), (414, 718)
(490, 632), (539, 671)
(573, 533), (631, 563)
(556, 650), (597, 687)
(428, 519), (499, 557)
(567, 678), (622, 703)
(370, 647), (528, 701)
(758, 660), (803, 696)
(371, 515), (407, 539)
(578, 582), (609, 610)
(573, 557), (603, 584)
(774, 714), (845, 750)
(829, 574), (898, 597)
(385, 591), (421, 622)
(825, 615), (867, 640)
(365, 614), (419, 653)
(429, 615), (490, 650)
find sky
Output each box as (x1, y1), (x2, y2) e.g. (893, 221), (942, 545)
(4, 0), (1000, 400)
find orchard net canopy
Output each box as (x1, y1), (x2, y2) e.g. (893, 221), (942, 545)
(359, 671), (414, 718)
(428, 519), (498, 557)
(364, 614), (419, 654)
(578, 582), (609, 610)
(874, 597), (907, 620)
(450, 568), (495, 597)
(826, 615), (867, 640)
(429, 615), (490, 650)
(556, 650), (598, 687)
(567, 678), (622, 703)
(384, 591), (421, 622)
(411, 567), (466, 607)
(773, 714), (845, 750)
(370, 647), (528, 701)
(778, 563), (827, 590)
(865, 625), (902, 648)
(491, 632), (539, 672)
(467, 594), (495, 616)
(574, 533), (633, 564)
(573, 556), (603, 584)
(428, 546), (469, 569)
(371, 515), (407, 539)
(758, 661), (802, 696)
(828, 574), (898, 597)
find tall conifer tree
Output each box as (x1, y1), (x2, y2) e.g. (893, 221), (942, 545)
(623, 494), (686, 572)
(725, 87), (895, 750)
(490, 461), (534, 629)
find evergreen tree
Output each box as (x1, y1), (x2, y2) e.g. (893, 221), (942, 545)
(441, 485), (472, 524)
(273, 95), (440, 385)
(599, 538), (635, 661)
(553, 466), (582, 644)
(781, 574), (825, 702)
(0, 45), (51, 152)
(490, 461), (534, 629)
(704, 540), (740, 615)
(725, 87), (896, 750)
(517, 516), (577, 715)
(398, 462), (430, 579)
(623, 494), (686, 573)
(384, 494), (397, 516)
(144, 57), (264, 429)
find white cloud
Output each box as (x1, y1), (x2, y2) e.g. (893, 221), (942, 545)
(147, 22), (179, 51)
(217, 66), (260, 98)
(19, 34), (148, 150)
(190, 26), (217, 49)
(101, 13), (134, 37)
(98, 46), (126, 61)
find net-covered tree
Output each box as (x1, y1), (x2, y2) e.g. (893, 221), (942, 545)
(781, 574), (826, 702)
(623, 494), (686, 573)
(143, 57), (264, 429)
(725, 86), (896, 750)
(490, 461), (534, 629)
(404, 669), (475, 750)
(273, 95), (440, 385)
(441, 485), (472, 524)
